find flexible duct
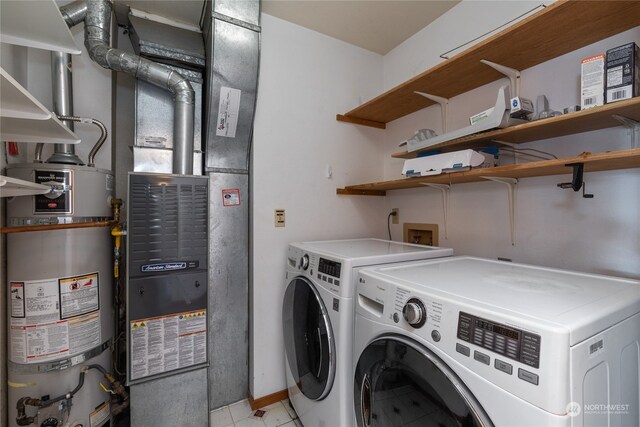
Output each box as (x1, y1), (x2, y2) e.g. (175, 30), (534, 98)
(51, 0), (196, 175)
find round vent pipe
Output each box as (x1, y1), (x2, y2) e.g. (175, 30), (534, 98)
(54, 0), (195, 175)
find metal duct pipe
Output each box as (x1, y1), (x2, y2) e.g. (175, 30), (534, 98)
(49, 51), (85, 164)
(81, 0), (195, 175)
(60, 0), (88, 26)
(35, 0), (87, 165)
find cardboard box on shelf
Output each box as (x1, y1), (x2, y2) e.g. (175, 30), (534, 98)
(605, 42), (639, 104)
(581, 54), (605, 109)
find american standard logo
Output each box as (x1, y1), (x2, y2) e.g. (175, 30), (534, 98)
(141, 261), (198, 272)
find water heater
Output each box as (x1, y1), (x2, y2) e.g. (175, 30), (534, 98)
(6, 163), (115, 427)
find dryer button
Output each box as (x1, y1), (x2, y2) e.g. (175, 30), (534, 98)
(431, 330), (441, 342)
(474, 350), (490, 365)
(494, 359), (513, 375)
(518, 369), (539, 386)
(456, 343), (470, 357)
(393, 313), (400, 323)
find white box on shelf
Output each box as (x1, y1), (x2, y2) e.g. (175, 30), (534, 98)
(402, 150), (486, 177)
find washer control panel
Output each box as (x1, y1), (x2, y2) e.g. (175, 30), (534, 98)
(457, 312), (541, 369)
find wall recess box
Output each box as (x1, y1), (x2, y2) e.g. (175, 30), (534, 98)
(404, 223), (439, 246)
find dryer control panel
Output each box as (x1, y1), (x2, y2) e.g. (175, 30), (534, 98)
(457, 312), (541, 368)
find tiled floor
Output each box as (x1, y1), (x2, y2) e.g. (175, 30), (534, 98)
(210, 398), (302, 427)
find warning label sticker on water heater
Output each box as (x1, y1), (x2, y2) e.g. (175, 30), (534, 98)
(9, 273), (101, 364)
(130, 309), (207, 381)
(59, 273), (99, 319)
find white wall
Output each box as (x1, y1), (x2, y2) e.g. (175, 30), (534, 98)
(382, 2), (640, 279)
(250, 14), (386, 398)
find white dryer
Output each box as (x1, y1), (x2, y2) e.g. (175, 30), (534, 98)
(353, 256), (640, 427)
(282, 238), (453, 427)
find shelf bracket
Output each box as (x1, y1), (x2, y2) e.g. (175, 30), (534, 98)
(612, 114), (640, 149)
(481, 176), (518, 246)
(420, 183), (450, 240)
(414, 92), (449, 133)
(480, 59), (521, 98)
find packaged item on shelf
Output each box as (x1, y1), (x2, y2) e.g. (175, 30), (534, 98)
(581, 54), (605, 109)
(479, 147), (500, 168)
(509, 97), (534, 119)
(563, 105), (581, 114)
(605, 42), (639, 104)
(402, 149), (485, 177)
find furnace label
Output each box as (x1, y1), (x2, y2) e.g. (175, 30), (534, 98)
(130, 309), (207, 381)
(216, 86), (241, 138)
(9, 274), (102, 364)
(59, 272), (99, 319)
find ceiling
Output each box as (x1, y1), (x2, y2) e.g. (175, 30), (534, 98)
(113, 0), (460, 55)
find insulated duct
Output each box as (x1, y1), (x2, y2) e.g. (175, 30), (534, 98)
(55, 0), (196, 175)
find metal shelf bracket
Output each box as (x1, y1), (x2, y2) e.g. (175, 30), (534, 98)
(420, 183), (451, 240)
(481, 59), (521, 98)
(612, 114), (640, 149)
(414, 92), (449, 133)
(481, 176), (518, 246)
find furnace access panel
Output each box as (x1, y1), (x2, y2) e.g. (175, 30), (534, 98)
(126, 173), (209, 384)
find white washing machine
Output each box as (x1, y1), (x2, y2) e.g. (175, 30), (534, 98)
(353, 256), (640, 427)
(282, 238), (454, 427)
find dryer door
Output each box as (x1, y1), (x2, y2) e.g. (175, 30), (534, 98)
(283, 276), (336, 401)
(354, 335), (493, 427)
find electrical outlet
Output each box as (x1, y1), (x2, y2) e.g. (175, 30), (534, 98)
(392, 208), (399, 224)
(275, 209), (285, 227)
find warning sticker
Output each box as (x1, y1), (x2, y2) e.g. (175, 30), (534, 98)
(10, 282), (25, 318)
(24, 278), (59, 324)
(90, 401), (111, 427)
(130, 310), (207, 381)
(59, 273), (99, 319)
(24, 320), (69, 362)
(216, 86), (241, 138)
(9, 274), (101, 364)
(222, 189), (241, 207)
(69, 312), (101, 354)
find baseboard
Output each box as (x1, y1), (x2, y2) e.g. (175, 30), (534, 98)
(248, 389), (289, 410)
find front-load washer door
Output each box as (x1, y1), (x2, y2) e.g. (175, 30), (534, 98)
(283, 276), (336, 401)
(354, 335), (493, 427)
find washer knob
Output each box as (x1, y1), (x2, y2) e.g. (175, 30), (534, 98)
(403, 298), (427, 328)
(299, 254), (310, 270)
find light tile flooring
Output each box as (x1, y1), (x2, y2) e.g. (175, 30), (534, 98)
(210, 398), (302, 427)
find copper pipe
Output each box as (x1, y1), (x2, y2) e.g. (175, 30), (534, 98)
(1, 220), (114, 234)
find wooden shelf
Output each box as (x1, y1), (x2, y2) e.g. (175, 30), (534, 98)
(337, 1), (640, 128)
(0, 68), (81, 144)
(0, 0), (81, 55)
(0, 175), (51, 198)
(337, 149), (640, 195)
(392, 98), (640, 159)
